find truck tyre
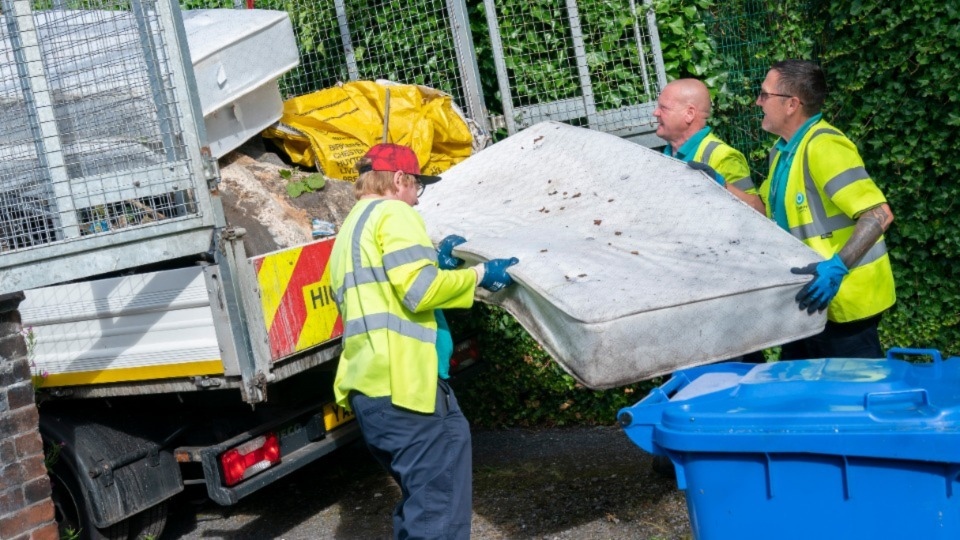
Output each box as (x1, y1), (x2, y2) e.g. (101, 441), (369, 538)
(128, 501), (168, 539)
(50, 453), (170, 540)
(49, 456), (128, 540)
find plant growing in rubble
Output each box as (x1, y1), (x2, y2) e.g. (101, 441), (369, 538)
(283, 170), (327, 198)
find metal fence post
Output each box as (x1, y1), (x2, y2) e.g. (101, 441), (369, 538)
(482, 0), (516, 135)
(644, 0), (667, 90)
(334, 0), (359, 81)
(564, 0), (599, 129)
(447, 0), (490, 133)
(3, 0), (76, 240)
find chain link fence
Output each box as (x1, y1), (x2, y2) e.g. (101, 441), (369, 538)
(190, 0), (666, 145)
(251, 0), (485, 134)
(700, 1), (819, 178)
(480, 0), (665, 145)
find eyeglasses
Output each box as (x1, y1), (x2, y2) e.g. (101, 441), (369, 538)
(411, 175), (425, 197)
(758, 91), (801, 103)
(399, 173), (426, 197)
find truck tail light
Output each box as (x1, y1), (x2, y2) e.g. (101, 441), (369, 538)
(220, 433), (281, 486)
(449, 337), (480, 374)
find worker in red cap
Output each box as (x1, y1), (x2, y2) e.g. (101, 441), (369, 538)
(329, 143), (518, 539)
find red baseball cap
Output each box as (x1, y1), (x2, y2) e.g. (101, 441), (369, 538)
(360, 143), (442, 184)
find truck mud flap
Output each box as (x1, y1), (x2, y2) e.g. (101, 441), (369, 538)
(40, 413), (184, 528)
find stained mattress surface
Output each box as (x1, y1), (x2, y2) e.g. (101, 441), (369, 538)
(418, 122), (827, 388)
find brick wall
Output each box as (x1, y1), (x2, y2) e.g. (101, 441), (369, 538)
(0, 293), (58, 540)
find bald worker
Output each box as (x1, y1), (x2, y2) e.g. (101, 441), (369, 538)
(654, 78), (764, 213)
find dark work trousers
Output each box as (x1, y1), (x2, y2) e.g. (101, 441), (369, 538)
(780, 313), (884, 360)
(349, 379), (472, 540)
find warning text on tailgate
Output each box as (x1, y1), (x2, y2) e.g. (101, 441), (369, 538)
(253, 238), (344, 361)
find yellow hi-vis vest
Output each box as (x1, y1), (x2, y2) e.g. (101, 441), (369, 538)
(330, 198), (476, 413)
(694, 133), (757, 194)
(759, 119), (895, 323)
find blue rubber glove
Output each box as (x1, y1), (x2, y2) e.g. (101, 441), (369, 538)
(687, 160), (725, 186)
(478, 257), (520, 292)
(791, 254), (849, 314)
(437, 234), (467, 270)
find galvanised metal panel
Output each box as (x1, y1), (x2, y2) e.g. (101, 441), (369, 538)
(0, 0), (219, 295)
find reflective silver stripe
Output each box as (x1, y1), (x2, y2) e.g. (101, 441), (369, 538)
(700, 140), (721, 164)
(402, 264), (437, 311)
(701, 139), (755, 190)
(730, 176), (755, 191)
(788, 128), (855, 241)
(343, 312), (436, 343)
(850, 239), (888, 270)
(336, 200), (442, 316)
(339, 266), (389, 299)
(823, 166), (869, 198)
(384, 245), (437, 271)
(336, 200), (389, 302)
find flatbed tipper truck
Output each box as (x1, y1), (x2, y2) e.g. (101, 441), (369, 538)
(0, 1), (364, 537)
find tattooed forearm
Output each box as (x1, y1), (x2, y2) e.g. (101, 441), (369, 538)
(839, 204), (894, 268)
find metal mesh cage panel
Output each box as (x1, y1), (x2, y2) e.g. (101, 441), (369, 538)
(179, 0), (664, 144)
(1, 0), (200, 254)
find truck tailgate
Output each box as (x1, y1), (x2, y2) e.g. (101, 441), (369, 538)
(20, 266), (224, 387)
(250, 237), (343, 362)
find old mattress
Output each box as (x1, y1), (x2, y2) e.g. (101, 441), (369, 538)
(182, 8), (299, 158)
(418, 122), (827, 389)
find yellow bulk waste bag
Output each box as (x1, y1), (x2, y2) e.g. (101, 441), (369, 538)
(263, 80), (473, 181)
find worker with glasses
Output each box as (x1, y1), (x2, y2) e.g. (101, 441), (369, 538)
(756, 59), (895, 360)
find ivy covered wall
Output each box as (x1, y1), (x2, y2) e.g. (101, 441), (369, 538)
(816, 0), (960, 356)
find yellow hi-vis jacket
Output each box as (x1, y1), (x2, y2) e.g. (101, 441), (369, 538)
(694, 133), (757, 194)
(759, 119), (895, 322)
(330, 198), (476, 413)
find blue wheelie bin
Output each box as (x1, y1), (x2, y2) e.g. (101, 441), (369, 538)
(618, 348), (960, 540)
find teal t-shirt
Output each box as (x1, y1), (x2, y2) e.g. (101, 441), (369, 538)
(435, 309), (453, 379)
(769, 113), (822, 230)
(663, 126), (711, 162)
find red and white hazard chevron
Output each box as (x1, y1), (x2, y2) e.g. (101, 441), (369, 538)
(252, 238), (343, 361)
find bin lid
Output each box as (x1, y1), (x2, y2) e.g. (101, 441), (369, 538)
(625, 357), (960, 463)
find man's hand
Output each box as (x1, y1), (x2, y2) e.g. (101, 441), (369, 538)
(477, 258), (520, 292)
(687, 160), (725, 186)
(791, 254), (849, 314)
(437, 234), (467, 270)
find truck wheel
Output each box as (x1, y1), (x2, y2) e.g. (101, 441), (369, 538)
(49, 456), (170, 540)
(128, 501), (168, 540)
(49, 457), (128, 540)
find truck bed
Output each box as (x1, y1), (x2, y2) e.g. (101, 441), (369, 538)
(20, 237), (344, 398)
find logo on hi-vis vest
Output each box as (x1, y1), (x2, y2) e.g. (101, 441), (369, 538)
(253, 239), (344, 361)
(795, 193), (805, 205)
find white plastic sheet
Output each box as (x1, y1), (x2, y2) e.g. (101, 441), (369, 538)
(419, 122), (826, 389)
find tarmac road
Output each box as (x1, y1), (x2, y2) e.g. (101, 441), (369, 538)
(162, 425), (691, 539)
